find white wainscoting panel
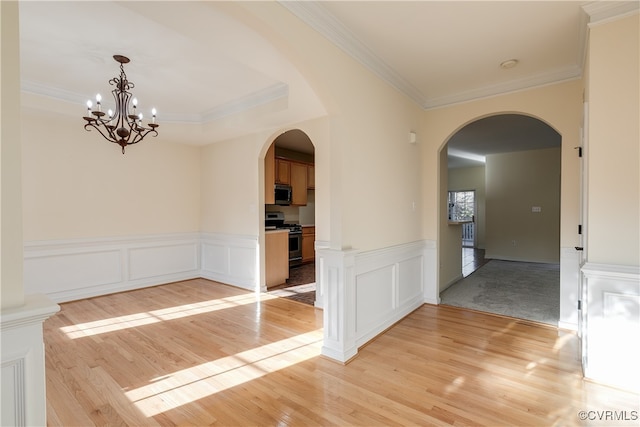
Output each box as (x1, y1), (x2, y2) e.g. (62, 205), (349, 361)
(24, 249), (122, 295)
(24, 234), (201, 303)
(318, 241), (428, 362)
(200, 233), (258, 291)
(355, 265), (395, 337)
(128, 243), (199, 281)
(1, 294), (59, 426)
(399, 256), (424, 306)
(582, 263), (640, 392)
(422, 239), (439, 304)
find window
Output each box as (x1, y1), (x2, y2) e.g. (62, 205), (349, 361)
(448, 190), (475, 221)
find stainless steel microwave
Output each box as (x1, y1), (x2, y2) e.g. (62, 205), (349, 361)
(274, 184), (292, 205)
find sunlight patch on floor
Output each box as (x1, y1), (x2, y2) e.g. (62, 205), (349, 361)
(60, 293), (278, 339)
(125, 329), (323, 417)
(268, 282), (316, 298)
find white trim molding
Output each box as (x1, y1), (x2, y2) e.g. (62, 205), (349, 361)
(583, 1), (640, 26)
(1, 294), (59, 426)
(581, 262), (640, 392)
(313, 240), (330, 309)
(317, 240), (429, 363)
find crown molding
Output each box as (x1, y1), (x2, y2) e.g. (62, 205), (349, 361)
(22, 80), (86, 105)
(423, 65), (582, 110)
(280, 0), (427, 106)
(582, 1), (640, 25)
(22, 80), (288, 124)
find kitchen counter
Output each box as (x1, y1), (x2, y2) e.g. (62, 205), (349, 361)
(265, 229), (289, 288)
(265, 228), (289, 234)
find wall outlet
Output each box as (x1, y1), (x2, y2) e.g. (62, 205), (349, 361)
(532, 206), (542, 213)
(512, 240), (517, 246)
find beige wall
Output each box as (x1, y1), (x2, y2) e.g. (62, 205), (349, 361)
(200, 133), (262, 237)
(448, 166), (486, 249)
(231, 2), (424, 251)
(21, 108), (201, 241)
(486, 148), (561, 263)
(439, 148), (462, 291)
(199, 115), (331, 242)
(1, 1), (25, 309)
(586, 14), (639, 266)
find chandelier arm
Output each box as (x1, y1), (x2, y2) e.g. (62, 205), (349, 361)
(84, 122), (121, 144)
(127, 127), (157, 146)
(96, 116), (119, 141)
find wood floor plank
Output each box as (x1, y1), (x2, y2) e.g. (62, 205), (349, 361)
(45, 279), (639, 426)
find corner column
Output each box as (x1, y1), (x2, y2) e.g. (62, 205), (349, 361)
(1, 295), (59, 426)
(317, 248), (358, 363)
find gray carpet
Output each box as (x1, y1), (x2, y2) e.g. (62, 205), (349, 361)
(440, 259), (560, 326)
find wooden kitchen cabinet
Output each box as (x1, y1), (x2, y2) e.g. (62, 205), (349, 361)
(302, 226), (315, 263)
(268, 152), (313, 206)
(307, 165), (315, 189)
(290, 162), (308, 206)
(276, 158), (290, 185)
(265, 230), (289, 288)
(265, 144), (275, 204)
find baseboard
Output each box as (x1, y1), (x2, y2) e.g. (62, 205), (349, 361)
(557, 321), (578, 331)
(440, 274), (463, 292)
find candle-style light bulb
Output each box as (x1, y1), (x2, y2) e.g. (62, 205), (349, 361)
(108, 109), (114, 124)
(138, 113), (143, 124)
(86, 100), (93, 115)
(151, 108), (157, 124)
(95, 93), (102, 111)
(132, 98), (138, 113)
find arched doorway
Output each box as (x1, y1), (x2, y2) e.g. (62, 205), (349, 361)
(439, 113), (562, 325)
(262, 129), (318, 306)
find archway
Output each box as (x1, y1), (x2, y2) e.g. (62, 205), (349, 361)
(260, 129), (319, 306)
(438, 113), (562, 325)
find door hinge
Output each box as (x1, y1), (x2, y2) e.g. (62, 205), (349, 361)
(578, 300), (582, 310)
(578, 224), (582, 235)
(575, 146), (583, 157)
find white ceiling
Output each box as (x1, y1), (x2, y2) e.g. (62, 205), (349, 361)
(18, 1), (637, 158)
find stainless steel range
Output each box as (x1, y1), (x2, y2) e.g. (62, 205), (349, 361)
(265, 212), (303, 266)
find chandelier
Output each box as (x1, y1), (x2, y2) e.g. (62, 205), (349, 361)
(83, 55), (159, 154)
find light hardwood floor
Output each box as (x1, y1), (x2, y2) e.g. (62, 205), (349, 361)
(45, 278), (638, 426)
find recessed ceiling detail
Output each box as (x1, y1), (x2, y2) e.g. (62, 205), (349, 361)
(18, 1), (638, 146)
